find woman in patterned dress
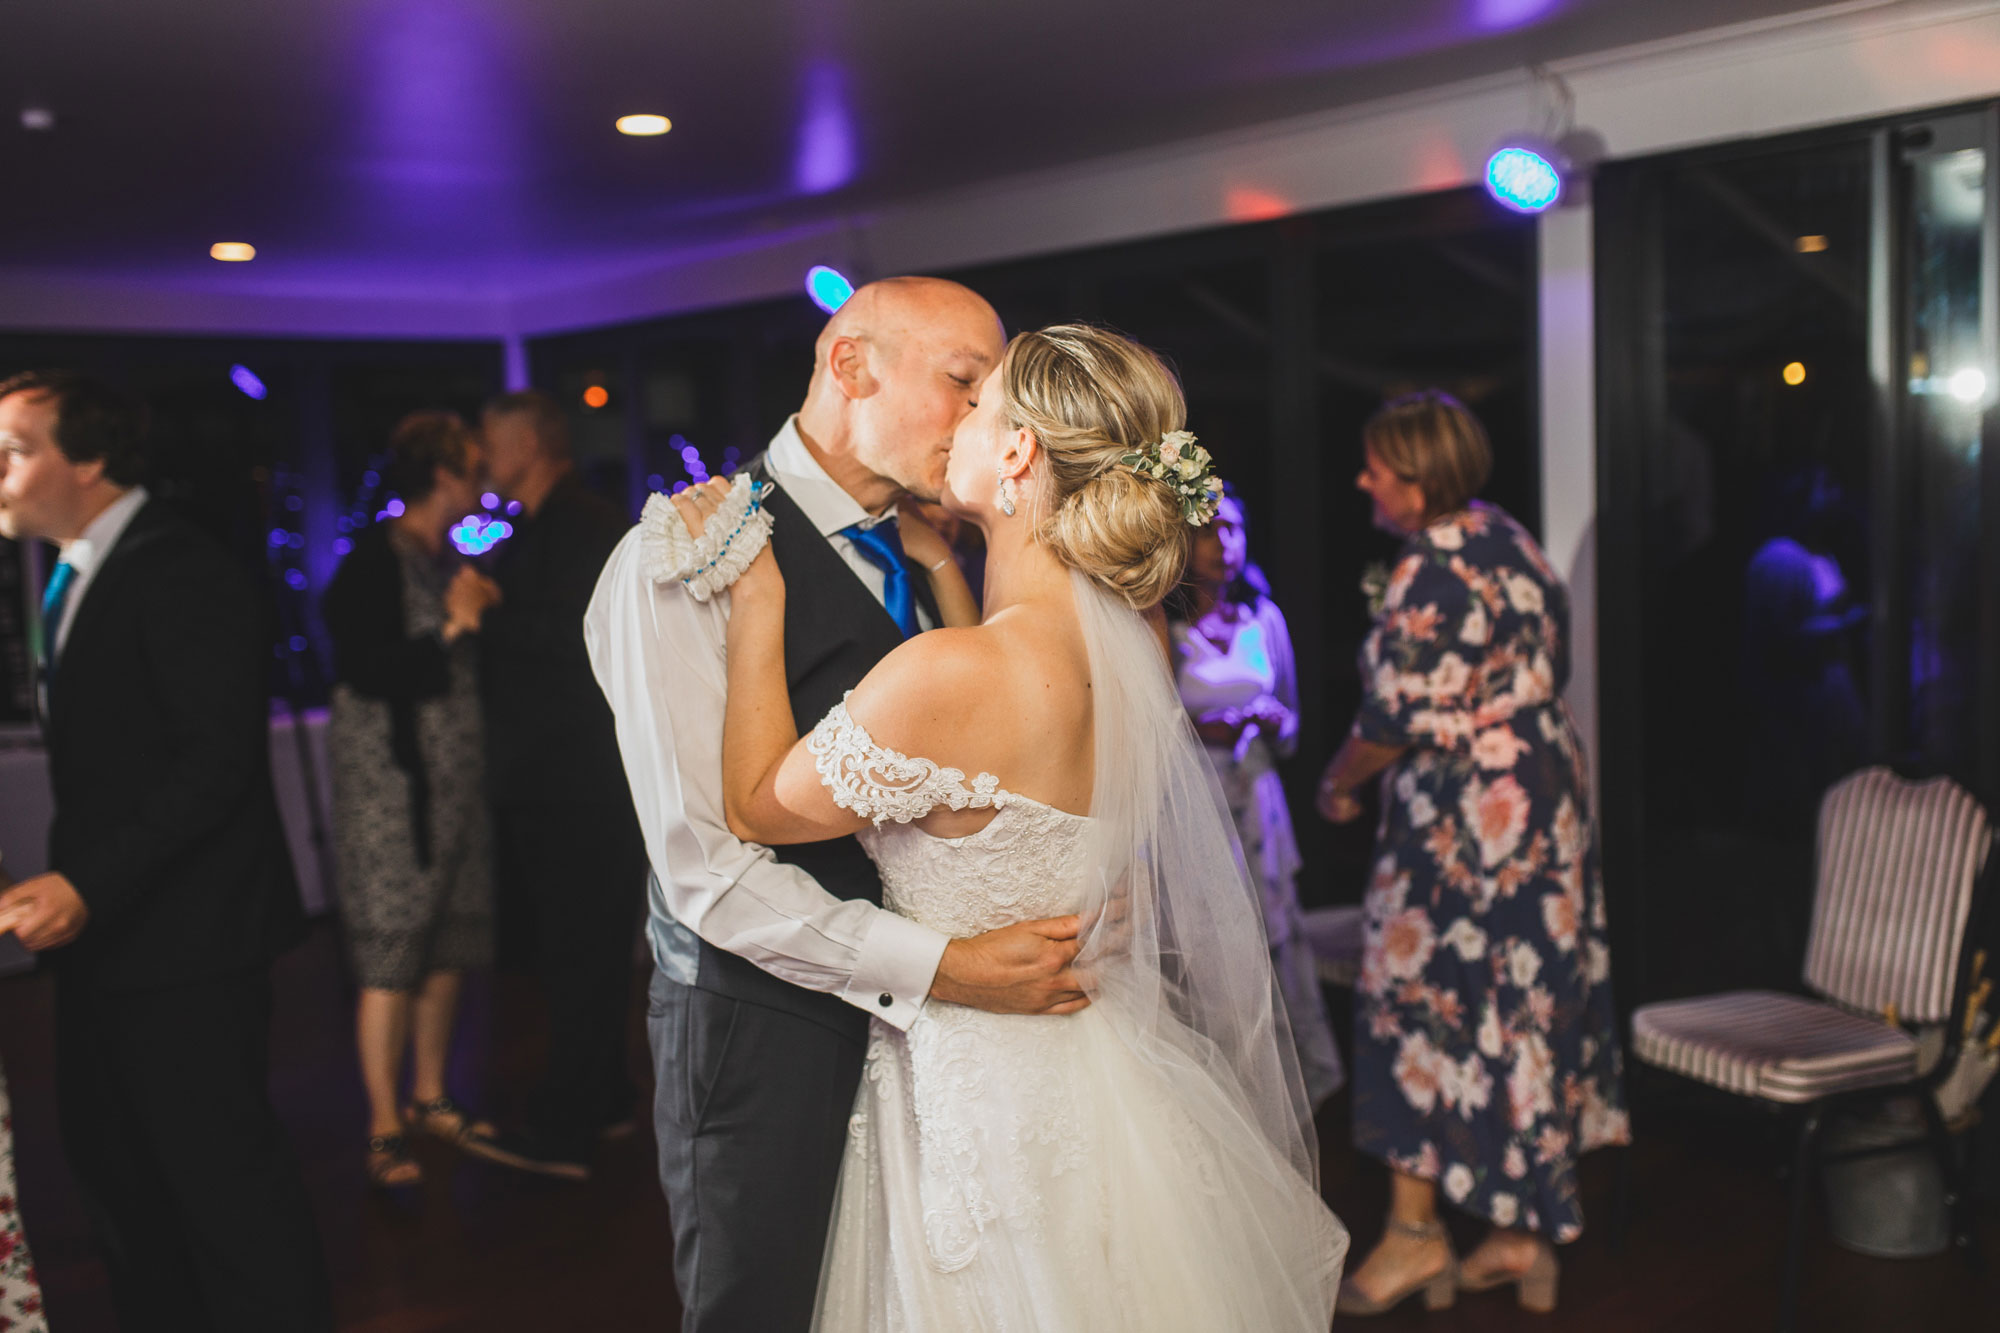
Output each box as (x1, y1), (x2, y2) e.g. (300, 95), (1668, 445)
(324, 412), (502, 1189)
(1318, 392), (1627, 1316)
(1172, 489), (1344, 1109)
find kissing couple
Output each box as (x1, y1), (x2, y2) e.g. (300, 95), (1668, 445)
(585, 277), (1347, 1331)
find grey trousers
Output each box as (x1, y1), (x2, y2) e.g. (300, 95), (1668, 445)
(648, 969), (867, 1333)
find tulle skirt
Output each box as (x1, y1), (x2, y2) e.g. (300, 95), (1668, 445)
(813, 1000), (1346, 1332)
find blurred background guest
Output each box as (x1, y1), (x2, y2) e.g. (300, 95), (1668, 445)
(1171, 484), (1344, 1110)
(470, 390), (647, 1180)
(0, 857), (48, 1333)
(323, 410), (502, 1190)
(1318, 392), (1626, 1318)
(0, 371), (328, 1330)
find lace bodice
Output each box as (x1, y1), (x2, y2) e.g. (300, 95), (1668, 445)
(808, 696), (1092, 937)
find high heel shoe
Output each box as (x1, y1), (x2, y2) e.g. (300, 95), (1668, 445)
(1458, 1239), (1559, 1313)
(1335, 1218), (1458, 1316)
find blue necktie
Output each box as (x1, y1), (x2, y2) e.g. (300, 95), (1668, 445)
(841, 519), (918, 639)
(40, 559), (77, 665)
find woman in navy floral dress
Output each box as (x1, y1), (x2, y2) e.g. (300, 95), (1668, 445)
(1319, 392), (1626, 1317)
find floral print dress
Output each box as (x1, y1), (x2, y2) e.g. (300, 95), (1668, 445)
(1350, 502), (1627, 1242)
(0, 1062), (47, 1332)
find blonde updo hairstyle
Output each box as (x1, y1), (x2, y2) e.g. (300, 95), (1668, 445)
(999, 324), (1192, 610)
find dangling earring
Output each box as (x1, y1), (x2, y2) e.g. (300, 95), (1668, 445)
(997, 464), (1017, 518)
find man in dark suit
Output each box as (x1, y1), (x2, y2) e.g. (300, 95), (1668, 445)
(469, 389), (649, 1179)
(0, 371), (331, 1332)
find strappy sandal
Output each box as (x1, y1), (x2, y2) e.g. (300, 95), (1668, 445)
(1336, 1217), (1459, 1315)
(404, 1095), (498, 1149)
(366, 1133), (422, 1190)
(1459, 1238), (1559, 1312)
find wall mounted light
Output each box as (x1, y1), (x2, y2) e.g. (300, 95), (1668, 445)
(807, 264), (854, 313)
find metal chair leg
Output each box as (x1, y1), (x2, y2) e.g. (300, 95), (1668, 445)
(1913, 1092), (1975, 1270)
(1777, 1108), (1823, 1333)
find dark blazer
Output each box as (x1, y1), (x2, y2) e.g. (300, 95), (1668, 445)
(480, 473), (631, 807)
(44, 498), (306, 992)
(690, 462), (941, 1038)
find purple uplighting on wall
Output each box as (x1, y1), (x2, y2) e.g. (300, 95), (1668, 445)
(352, 0), (526, 228)
(794, 60), (858, 194)
(1473, 0), (1558, 30)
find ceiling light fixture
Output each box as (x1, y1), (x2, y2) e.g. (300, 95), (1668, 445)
(582, 384), (610, 409)
(806, 264), (855, 314)
(1484, 66), (1601, 216)
(1795, 235), (1830, 254)
(19, 107), (55, 132)
(210, 242), (256, 262)
(1782, 361), (1806, 387)
(616, 114), (672, 137)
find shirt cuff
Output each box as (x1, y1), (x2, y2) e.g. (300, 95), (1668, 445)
(840, 910), (950, 1031)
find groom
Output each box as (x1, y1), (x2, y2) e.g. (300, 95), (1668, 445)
(586, 277), (1085, 1331)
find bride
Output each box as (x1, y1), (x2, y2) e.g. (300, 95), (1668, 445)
(680, 324), (1346, 1331)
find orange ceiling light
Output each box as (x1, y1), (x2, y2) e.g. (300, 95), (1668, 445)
(616, 114), (672, 137)
(210, 241), (256, 262)
(582, 384), (610, 409)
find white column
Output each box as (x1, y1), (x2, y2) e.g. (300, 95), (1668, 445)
(1538, 201), (1600, 814)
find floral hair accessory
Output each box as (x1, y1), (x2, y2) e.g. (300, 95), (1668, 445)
(1121, 429), (1223, 526)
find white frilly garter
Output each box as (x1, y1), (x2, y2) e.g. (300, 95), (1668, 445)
(637, 474), (776, 601)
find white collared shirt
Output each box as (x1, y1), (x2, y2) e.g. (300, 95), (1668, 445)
(766, 419), (934, 632)
(52, 485), (148, 661)
(581, 419), (947, 1029)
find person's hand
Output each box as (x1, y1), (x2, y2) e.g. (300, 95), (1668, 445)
(0, 873), (90, 951)
(931, 916), (1090, 1015)
(896, 508), (954, 575)
(443, 566), (501, 641)
(672, 479), (784, 605)
(1317, 774), (1365, 825)
(1195, 717), (1245, 747)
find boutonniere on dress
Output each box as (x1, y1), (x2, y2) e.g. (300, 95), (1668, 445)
(639, 474), (776, 601)
(1361, 561), (1391, 621)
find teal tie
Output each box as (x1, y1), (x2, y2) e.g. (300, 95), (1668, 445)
(40, 559), (77, 666)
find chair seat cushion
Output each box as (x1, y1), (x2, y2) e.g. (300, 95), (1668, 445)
(1632, 989), (1919, 1104)
(1302, 905), (1364, 986)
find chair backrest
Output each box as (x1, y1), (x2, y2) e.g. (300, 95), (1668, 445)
(1803, 767), (1990, 1023)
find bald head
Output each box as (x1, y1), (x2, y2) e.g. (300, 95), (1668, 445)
(798, 276), (1005, 509)
(812, 277), (1001, 377)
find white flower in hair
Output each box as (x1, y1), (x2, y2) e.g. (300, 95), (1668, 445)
(1121, 429), (1222, 526)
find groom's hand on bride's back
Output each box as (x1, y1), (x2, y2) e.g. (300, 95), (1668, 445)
(931, 916), (1090, 1016)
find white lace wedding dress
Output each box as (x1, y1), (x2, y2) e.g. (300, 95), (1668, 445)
(807, 699), (1347, 1333)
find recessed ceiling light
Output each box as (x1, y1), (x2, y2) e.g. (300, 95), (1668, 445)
(616, 114), (671, 137)
(582, 384), (610, 408)
(19, 107), (55, 132)
(1795, 234), (1830, 253)
(210, 242), (256, 262)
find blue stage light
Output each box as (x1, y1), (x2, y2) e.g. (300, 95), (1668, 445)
(807, 265), (855, 313)
(1486, 146), (1562, 213)
(230, 364), (268, 400)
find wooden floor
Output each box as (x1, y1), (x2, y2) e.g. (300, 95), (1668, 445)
(3, 921), (1994, 1332)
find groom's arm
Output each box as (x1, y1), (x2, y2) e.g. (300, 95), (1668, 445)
(585, 530), (947, 1028)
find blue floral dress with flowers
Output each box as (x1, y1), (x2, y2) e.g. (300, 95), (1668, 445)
(1350, 502), (1627, 1242)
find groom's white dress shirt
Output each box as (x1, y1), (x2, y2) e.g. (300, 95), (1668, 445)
(583, 418), (948, 1030)
(51, 485), (149, 661)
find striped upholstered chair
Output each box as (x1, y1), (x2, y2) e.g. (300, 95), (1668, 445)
(1630, 767), (1993, 1332)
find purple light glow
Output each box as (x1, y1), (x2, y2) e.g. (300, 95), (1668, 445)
(351, 0), (526, 234)
(794, 60), (857, 194)
(1473, 0), (1557, 30)
(230, 364), (268, 400)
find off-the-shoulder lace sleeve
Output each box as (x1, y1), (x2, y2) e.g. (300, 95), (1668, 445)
(807, 694), (1007, 827)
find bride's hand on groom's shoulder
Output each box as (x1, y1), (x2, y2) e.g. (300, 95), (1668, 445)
(671, 478), (783, 605)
